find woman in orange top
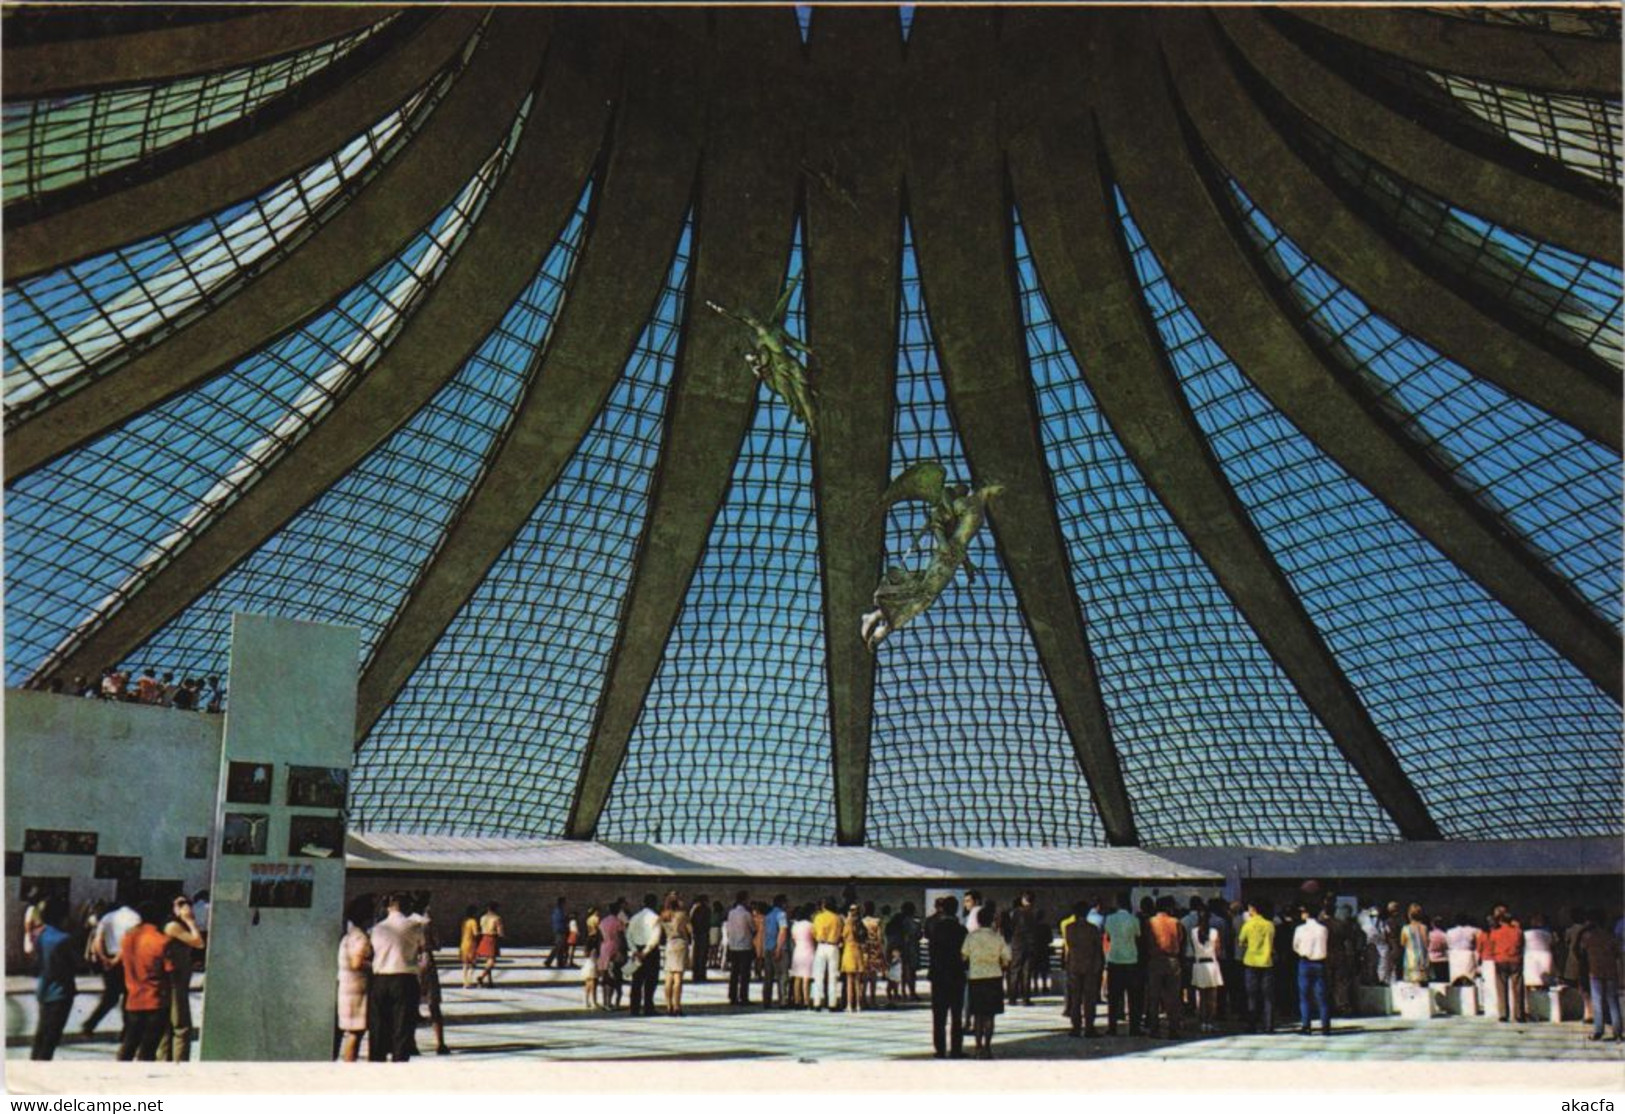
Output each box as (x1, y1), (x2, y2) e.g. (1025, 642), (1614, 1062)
(118, 901), (171, 1061)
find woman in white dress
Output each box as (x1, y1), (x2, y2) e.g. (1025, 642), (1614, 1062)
(1523, 911), (1556, 1017)
(660, 896), (691, 1017)
(1188, 907), (1224, 1032)
(1446, 913), (1482, 986)
(789, 906), (816, 1008)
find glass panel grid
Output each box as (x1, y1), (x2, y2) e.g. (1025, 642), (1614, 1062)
(866, 220), (1104, 848)
(1224, 177), (1623, 629)
(1422, 7), (1622, 38)
(598, 223), (833, 845)
(1426, 70), (1621, 186)
(351, 215), (694, 838)
(120, 177), (595, 689)
(4, 24), (480, 417)
(1117, 187), (1623, 840)
(1298, 116), (1624, 368)
(1013, 210), (1397, 846)
(2, 16), (396, 205)
(4, 95), (532, 686)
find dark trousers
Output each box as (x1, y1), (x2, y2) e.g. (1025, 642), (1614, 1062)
(368, 973), (420, 1061)
(32, 997), (72, 1060)
(630, 951), (661, 1015)
(931, 976), (965, 1056)
(117, 1009), (165, 1061)
(692, 935), (709, 982)
(1066, 968), (1102, 1033)
(727, 949), (753, 1005)
(83, 966), (124, 1033)
(1490, 961), (1525, 1022)
(1297, 960), (1329, 1030)
(1106, 962), (1144, 1033)
(547, 933), (570, 968)
(1145, 955), (1182, 1035)
(1245, 966), (1275, 1032)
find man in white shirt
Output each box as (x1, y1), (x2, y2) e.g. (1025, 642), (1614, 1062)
(368, 893), (424, 1060)
(962, 891), (984, 932)
(1292, 904), (1331, 1036)
(723, 892), (755, 1006)
(625, 894), (664, 1016)
(82, 903), (141, 1036)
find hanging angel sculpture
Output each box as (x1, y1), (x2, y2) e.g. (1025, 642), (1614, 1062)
(861, 460), (1004, 651)
(706, 273), (818, 437)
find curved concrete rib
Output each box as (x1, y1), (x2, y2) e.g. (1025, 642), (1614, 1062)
(803, 9), (905, 846)
(1290, 9), (1621, 98)
(5, 9), (540, 482)
(1218, 9), (1619, 266)
(565, 12), (802, 841)
(40, 16), (611, 693)
(3, 9), (482, 283)
(1098, 14), (1622, 705)
(1160, 14), (1621, 454)
(3, 7), (401, 98)
(905, 9), (1138, 846)
(358, 13), (703, 747)
(1005, 11), (1438, 841)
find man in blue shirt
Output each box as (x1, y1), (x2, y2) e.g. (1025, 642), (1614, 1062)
(32, 895), (76, 1060)
(760, 894), (789, 1008)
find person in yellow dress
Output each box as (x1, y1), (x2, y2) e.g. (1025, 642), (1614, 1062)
(458, 905), (480, 989)
(841, 905), (865, 1012)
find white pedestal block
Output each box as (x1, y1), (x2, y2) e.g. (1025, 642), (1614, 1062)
(1394, 981), (1433, 1020)
(1446, 984), (1478, 1016)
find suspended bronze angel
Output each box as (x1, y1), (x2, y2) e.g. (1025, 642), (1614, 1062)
(861, 461), (1004, 651)
(706, 273), (818, 437)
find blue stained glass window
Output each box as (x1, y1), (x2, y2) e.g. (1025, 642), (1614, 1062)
(4, 95), (532, 686)
(795, 5), (813, 41)
(900, 5), (916, 39)
(866, 219), (1102, 847)
(351, 215), (694, 837)
(1116, 187), (1623, 839)
(598, 221), (832, 845)
(1225, 178), (1622, 629)
(124, 179), (595, 685)
(1013, 210), (1396, 846)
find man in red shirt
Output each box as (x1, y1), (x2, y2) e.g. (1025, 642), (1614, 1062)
(1144, 896), (1186, 1039)
(1479, 911), (1525, 1023)
(118, 901), (170, 1061)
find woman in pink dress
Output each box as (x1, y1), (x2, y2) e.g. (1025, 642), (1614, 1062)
(336, 898), (373, 1062)
(789, 905), (816, 1008)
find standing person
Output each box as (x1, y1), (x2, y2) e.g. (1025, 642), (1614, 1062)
(1237, 898), (1276, 1033)
(1293, 903), (1331, 1036)
(790, 904), (816, 1008)
(458, 905), (480, 989)
(337, 897), (374, 1063)
(724, 892), (755, 1006)
(894, 902), (922, 1002)
(840, 904), (865, 1011)
(1427, 914), (1451, 986)
(625, 894), (663, 1018)
(548, 897), (570, 969)
(810, 896), (843, 1010)
(117, 901), (170, 1062)
(689, 894), (712, 984)
(660, 894), (691, 1017)
(1102, 892), (1143, 1037)
(1007, 892), (1037, 1006)
(82, 901), (141, 1037)
(20, 885), (45, 966)
(1563, 907), (1594, 1025)
(412, 897), (449, 1056)
(709, 901), (725, 971)
(597, 900), (626, 1011)
(925, 896), (967, 1058)
(474, 902), (504, 988)
(1524, 912), (1556, 1017)
(157, 895), (205, 1062)
(1482, 910), (1526, 1023)
(1144, 896), (1186, 1040)
(1189, 902), (1224, 1034)
(962, 891), (984, 930)
(1579, 910), (1623, 1042)
(368, 893), (423, 1062)
(30, 895), (76, 1061)
(1062, 900), (1104, 1039)
(963, 900), (1012, 1060)
(760, 894), (789, 1008)
(861, 902), (886, 1010)
(1399, 903), (1431, 987)
(1447, 912), (1484, 988)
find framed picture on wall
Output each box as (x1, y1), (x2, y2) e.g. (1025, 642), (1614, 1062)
(184, 837), (209, 860)
(93, 855), (141, 881)
(23, 829), (97, 855)
(287, 814), (344, 859)
(225, 761), (273, 805)
(222, 813), (270, 856)
(285, 766), (348, 809)
(249, 862), (314, 908)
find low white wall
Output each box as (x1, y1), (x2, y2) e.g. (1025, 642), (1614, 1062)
(5, 689), (222, 968)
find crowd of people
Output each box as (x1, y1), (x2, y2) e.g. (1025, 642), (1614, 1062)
(41, 666), (225, 712)
(22, 881), (1623, 1063)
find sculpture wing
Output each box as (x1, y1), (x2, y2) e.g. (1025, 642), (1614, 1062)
(769, 272), (803, 326)
(878, 460), (947, 510)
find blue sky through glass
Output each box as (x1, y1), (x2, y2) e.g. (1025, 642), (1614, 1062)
(599, 219), (833, 845)
(1117, 186), (1623, 840)
(1013, 208), (1396, 846)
